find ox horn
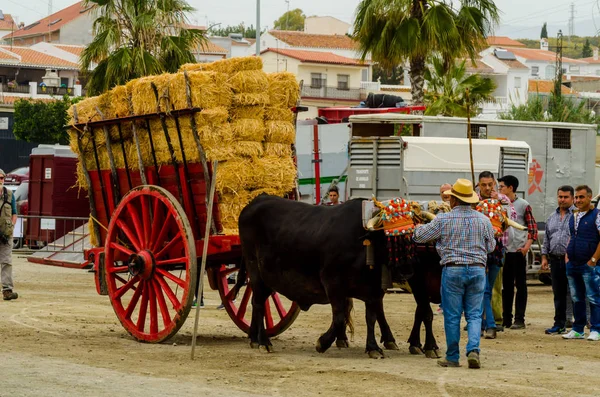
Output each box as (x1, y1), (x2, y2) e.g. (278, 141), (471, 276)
(506, 218), (527, 231)
(420, 211), (436, 221)
(367, 214), (382, 231)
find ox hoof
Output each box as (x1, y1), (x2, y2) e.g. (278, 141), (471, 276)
(315, 340), (328, 353)
(336, 340), (350, 348)
(368, 350), (385, 359)
(250, 342), (260, 349)
(383, 341), (399, 350)
(425, 349), (442, 359)
(259, 345), (274, 353)
(409, 346), (424, 355)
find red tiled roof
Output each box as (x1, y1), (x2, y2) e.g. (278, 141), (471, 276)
(53, 44), (84, 57)
(487, 36), (525, 47)
(269, 30), (357, 50)
(198, 41), (227, 54)
(0, 14), (15, 31)
(505, 47), (586, 64)
(499, 59), (529, 69)
(0, 45), (79, 69)
(464, 59), (494, 73)
(0, 96), (57, 105)
(529, 79), (576, 95)
(580, 56), (600, 64)
(5, 1), (93, 39)
(262, 48), (367, 66)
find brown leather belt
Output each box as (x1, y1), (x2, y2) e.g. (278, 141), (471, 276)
(444, 262), (485, 268)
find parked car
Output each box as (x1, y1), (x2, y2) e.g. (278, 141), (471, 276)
(12, 181), (28, 249)
(4, 167), (29, 191)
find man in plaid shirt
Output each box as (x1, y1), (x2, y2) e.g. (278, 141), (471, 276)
(414, 179), (496, 369)
(498, 175), (538, 330)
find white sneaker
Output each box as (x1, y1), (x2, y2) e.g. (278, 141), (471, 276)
(562, 330), (585, 339)
(587, 331), (600, 341)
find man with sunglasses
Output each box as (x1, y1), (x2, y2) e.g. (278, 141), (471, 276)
(0, 169), (18, 300)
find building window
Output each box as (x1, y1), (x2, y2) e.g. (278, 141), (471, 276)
(470, 124), (487, 139)
(552, 128), (571, 149)
(337, 74), (350, 90)
(311, 73), (324, 88)
(596, 69), (600, 76)
(514, 77), (521, 88)
(531, 66), (539, 76)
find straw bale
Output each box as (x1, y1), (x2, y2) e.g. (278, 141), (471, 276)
(169, 71), (232, 110)
(265, 121), (295, 144)
(129, 74), (174, 115)
(89, 216), (99, 247)
(263, 143), (292, 157)
(147, 119), (180, 165)
(232, 92), (270, 107)
(197, 123), (236, 162)
(180, 57), (263, 74)
(76, 161), (88, 189)
(97, 92), (116, 120)
(195, 107), (229, 127)
(111, 84), (132, 117)
(231, 119), (265, 142)
(216, 158), (255, 194)
(254, 156), (296, 192)
(268, 72), (300, 108)
(229, 70), (269, 94)
(264, 107), (295, 122)
(248, 187), (285, 199)
(68, 96), (100, 125)
(232, 141), (264, 158)
(230, 105), (265, 120)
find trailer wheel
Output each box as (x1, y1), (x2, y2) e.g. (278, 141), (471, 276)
(104, 186), (197, 343)
(216, 263), (300, 337)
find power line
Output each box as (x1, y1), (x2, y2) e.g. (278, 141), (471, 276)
(501, 0), (596, 26)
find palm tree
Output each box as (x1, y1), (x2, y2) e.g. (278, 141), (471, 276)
(424, 56), (496, 117)
(353, 0), (500, 104)
(80, 0), (206, 96)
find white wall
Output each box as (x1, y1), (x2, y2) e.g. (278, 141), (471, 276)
(260, 32), (367, 61)
(260, 51), (301, 74)
(30, 42), (80, 64)
(58, 13), (95, 46)
(304, 17), (351, 35)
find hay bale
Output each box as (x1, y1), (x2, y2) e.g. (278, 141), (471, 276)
(170, 71), (232, 110)
(196, 107), (229, 126)
(197, 123), (236, 162)
(111, 85), (132, 117)
(88, 216), (99, 247)
(264, 143), (292, 157)
(216, 158), (255, 193)
(97, 92), (115, 120)
(268, 72), (300, 108)
(254, 156), (296, 192)
(232, 92), (270, 107)
(264, 107), (295, 122)
(230, 105), (265, 120)
(231, 119), (265, 142)
(76, 161), (88, 189)
(232, 141), (264, 158)
(180, 57), (263, 74)
(265, 121), (295, 144)
(229, 70), (269, 94)
(130, 74), (173, 115)
(68, 96), (100, 125)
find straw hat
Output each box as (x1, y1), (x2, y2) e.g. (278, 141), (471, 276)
(443, 179), (479, 204)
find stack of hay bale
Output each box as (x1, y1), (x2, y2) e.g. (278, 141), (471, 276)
(69, 56), (299, 237)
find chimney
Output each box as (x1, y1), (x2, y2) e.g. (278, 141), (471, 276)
(540, 38), (548, 51)
(594, 47), (599, 61)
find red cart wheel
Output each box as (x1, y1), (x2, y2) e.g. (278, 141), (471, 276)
(217, 263), (300, 337)
(104, 186), (197, 343)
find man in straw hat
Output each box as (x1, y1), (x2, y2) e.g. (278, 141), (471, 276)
(0, 168), (18, 300)
(414, 178), (495, 369)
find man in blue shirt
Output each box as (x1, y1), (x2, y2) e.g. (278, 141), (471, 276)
(414, 179), (495, 369)
(0, 168), (19, 300)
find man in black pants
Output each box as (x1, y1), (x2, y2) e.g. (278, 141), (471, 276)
(541, 186), (575, 334)
(498, 175), (538, 329)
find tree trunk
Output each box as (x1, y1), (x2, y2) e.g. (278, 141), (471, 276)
(410, 56), (425, 105)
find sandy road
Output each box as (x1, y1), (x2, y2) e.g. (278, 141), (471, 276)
(1, 257), (599, 397)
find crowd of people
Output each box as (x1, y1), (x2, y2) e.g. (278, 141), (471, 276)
(413, 172), (600, 369)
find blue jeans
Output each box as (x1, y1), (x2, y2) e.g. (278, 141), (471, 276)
(481, 263), (501, 331)
(566, 262), (600, 333)
(441, 265), (486, 363)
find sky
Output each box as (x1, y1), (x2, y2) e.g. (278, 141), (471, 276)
(3, 0), (600, 39)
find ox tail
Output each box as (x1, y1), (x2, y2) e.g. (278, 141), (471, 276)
(231, 259), (247, 301)
(345, 298), (355, 338)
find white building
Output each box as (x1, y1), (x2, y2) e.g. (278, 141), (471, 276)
(304, 16), (351, 36)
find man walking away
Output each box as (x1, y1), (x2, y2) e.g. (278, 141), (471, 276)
(0, 169), (18, 300)
(563, 185), (600, 341)
(414, 179), (496, 369)
(499, 175), (537, 330)
(541, 186), (575, 335)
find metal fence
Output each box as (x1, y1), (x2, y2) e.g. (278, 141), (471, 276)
(13, 215), (90, 255)
(302, 85), (364, 101)
(1, 83), (30, 94)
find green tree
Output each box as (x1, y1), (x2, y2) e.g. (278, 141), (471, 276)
(424, 56), (496, 117)
(540, 22), (548, 39)
(80, 0), (205, 96)
(209, 23), (259, 38)
(273, 8), (306, 31)
(353, 0), (500, 105)
(372, 64), (404, 84)
(13, 96), (82, 144)
(582, 38), (593, 58)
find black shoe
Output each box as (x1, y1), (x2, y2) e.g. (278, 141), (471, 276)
(2, 290), (18, 300)
(485, 328), (497, 339)
(565, 320), (573, 328)
(510, 322), (525, 330)
(495, 325), (504, 332)
(467, 351), (481, 369)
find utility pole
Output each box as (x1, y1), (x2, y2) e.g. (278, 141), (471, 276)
(256, 0), (261, 56)
(554, 30), (564, 101)
(568, 2), (575, 45)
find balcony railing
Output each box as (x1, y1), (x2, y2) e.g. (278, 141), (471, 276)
(301, 85), (363, 101)
(36, 86), (75, 96)
(1, 83), (30, 94)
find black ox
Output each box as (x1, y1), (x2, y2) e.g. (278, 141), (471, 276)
(235, 194), (443, 359)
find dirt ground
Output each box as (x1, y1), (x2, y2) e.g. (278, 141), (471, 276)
(1, 256), (600, 397)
